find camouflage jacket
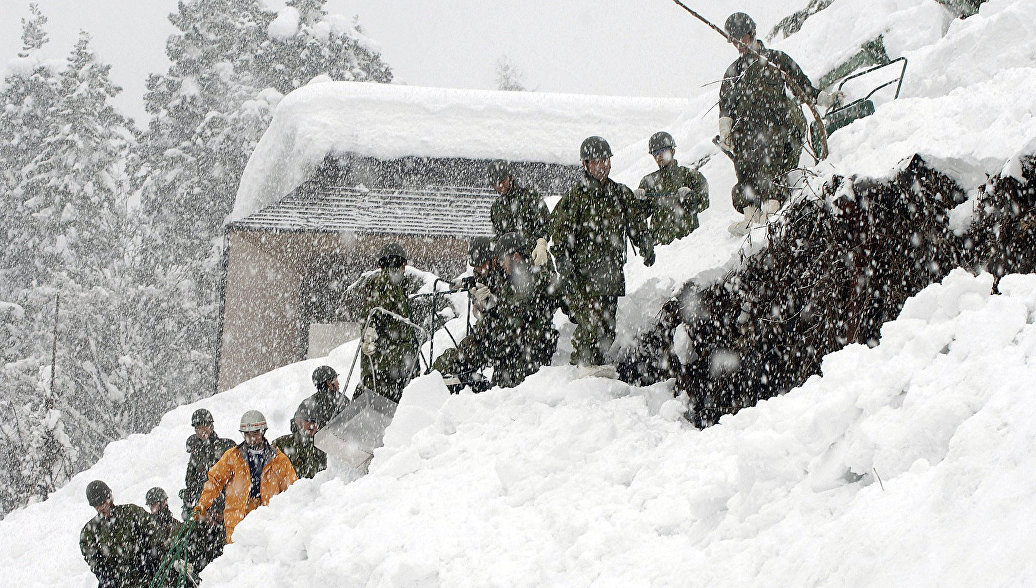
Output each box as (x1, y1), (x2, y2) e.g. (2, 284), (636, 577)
(491, 184), (551, 240)
(550, 172), (653, 297)
(357, 269), (420, 399)
(638, 160), (710, 244)
(80, 504), (160, 588)
(720, 41), (817, 154)
(181, 432), (235, 518)
(273, 432), (328, 479)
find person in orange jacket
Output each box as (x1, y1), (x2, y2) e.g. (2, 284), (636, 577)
(193, 410), (297, 543)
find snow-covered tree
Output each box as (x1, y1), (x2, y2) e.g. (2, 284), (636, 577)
(134, 0), (393, 404)
(495, 56), (527, 92)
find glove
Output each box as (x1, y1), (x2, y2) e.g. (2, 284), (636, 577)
(676, 186), (692, 199)
(816, 90), (845, 109)
(361, 327), (377, 356)
(717, 117), (733, 151)
(172, 560), (195, 574)
(472, 283), (497, 311)
(191, 506), (206, 522)
(531, 237), (550, 267)
(642, 248), (656, 267)
(633, 188), (647, 199)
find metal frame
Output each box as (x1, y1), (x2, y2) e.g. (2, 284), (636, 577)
(825, 57), (908, 119)
(340, 307), (431, 404)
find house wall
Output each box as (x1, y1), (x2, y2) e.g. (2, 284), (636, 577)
(217, 229), (469, 392)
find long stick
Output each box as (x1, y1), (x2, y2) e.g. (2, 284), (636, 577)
(668, 0), (829, 160)
(48, 296), (59, 411)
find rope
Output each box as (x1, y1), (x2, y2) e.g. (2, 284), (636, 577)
(149, 518), (198, 588)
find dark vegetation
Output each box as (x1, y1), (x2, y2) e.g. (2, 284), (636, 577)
(620, 154), (1036, 427)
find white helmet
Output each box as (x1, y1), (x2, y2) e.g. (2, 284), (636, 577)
(239, 410), (268, 433)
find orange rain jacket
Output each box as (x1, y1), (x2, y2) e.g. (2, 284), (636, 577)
(196, 441), (298, 542)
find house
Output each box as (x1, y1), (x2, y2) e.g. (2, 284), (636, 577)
(217, 81), (689, 392)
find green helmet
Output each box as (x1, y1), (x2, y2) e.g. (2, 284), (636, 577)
(294, 398), (319, 424)
(191, 408), (214, 427)
(580, 136), (613, 161)
(86, 480), (112, 507)
(311, 365), (337, 388)
(487, 160), (514, 184)
(469, 237), (495, 266)
(145, 487), (168, 506)
(648, 131), (676, 154)
(496, 232), (530, 258)
(378, 243), (407, 268)
(724, 12), (756, 40)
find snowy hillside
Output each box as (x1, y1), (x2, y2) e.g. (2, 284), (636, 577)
(1, 0), (1034, 585)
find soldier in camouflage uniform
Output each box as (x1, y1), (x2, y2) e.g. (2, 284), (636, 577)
(487, 160), (553, 266)
(636, 131), (709, 245)
(178, 408), (234, 570)
(434, 233), (559, 388)
(298, 365), (346, 429)
(718, 12), (835, 236)
(146, 487), (198, 587)
(80, 480), (161, 588)
(356, 243), (420, 402)
(550, 136), (655, 374)
(273, 399), (328, 479)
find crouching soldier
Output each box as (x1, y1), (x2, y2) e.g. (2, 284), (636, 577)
(80, 480), (161, 588)
(193, 410), (297, 543)
(637, 131), (709, 245)
(434, 232), (559, 389)
(550, 136), (655, 377)
(179, 408), (234, 568)
(356, 243), (420, 402)
(273, 399), (328, 479)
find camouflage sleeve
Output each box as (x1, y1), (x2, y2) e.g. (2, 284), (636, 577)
(618, 184), (654, 254)
(80, 524), (102, 576)
(527, 188), (551, 240)
(684, 168), (710, 214)
(719, 61), (740, 119)
(774, 50), (819, 101)
(548, 190), (577, 279)
(490, 197), (506, 236)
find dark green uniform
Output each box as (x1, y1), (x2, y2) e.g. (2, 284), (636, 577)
(720, 40), (818, 211)
(358, 269), (419, 402)
(150, 507), (183, 554)
(181, 432), (235, 520)
(80, 504), (160, 588)
(297, 388), (345, 429)
(550, 172), (653, 366)
(638, 160), (709, 245)
(491, 184), (551, 240)
(434, 260), (558, 387)
(273, 432), (328, 479)
(180, 432), (234, 570)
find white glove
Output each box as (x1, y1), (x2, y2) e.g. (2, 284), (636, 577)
(531, 237), (550, 267)
(816, 90), (845, 109)
(633, 188), (647, 199)
(361, 326), (377, 356)
(472, 283), (497, 311)
(172, 560), (194, 574)
(676, 186), (692, 198)
(717, 117), (733, 150)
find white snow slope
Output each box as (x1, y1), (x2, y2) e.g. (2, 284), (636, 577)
(2, 0), (1035, 586)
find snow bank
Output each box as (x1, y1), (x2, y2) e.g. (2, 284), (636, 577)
(191, 269), (1034, 586)
(231, 83), (690, 221)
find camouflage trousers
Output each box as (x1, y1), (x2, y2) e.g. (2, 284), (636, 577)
(731, 138), (801, 212)
(566, 295), (618, 366)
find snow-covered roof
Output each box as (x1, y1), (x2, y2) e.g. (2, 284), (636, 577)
(231, 81), (690, 222)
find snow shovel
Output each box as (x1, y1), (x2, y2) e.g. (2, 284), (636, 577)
(314, 307), (427, 470)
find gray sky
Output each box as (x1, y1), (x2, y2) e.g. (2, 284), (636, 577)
(1, 0), (788, 125)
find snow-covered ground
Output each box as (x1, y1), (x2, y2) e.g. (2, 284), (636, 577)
(2, 0), (1035, 585)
